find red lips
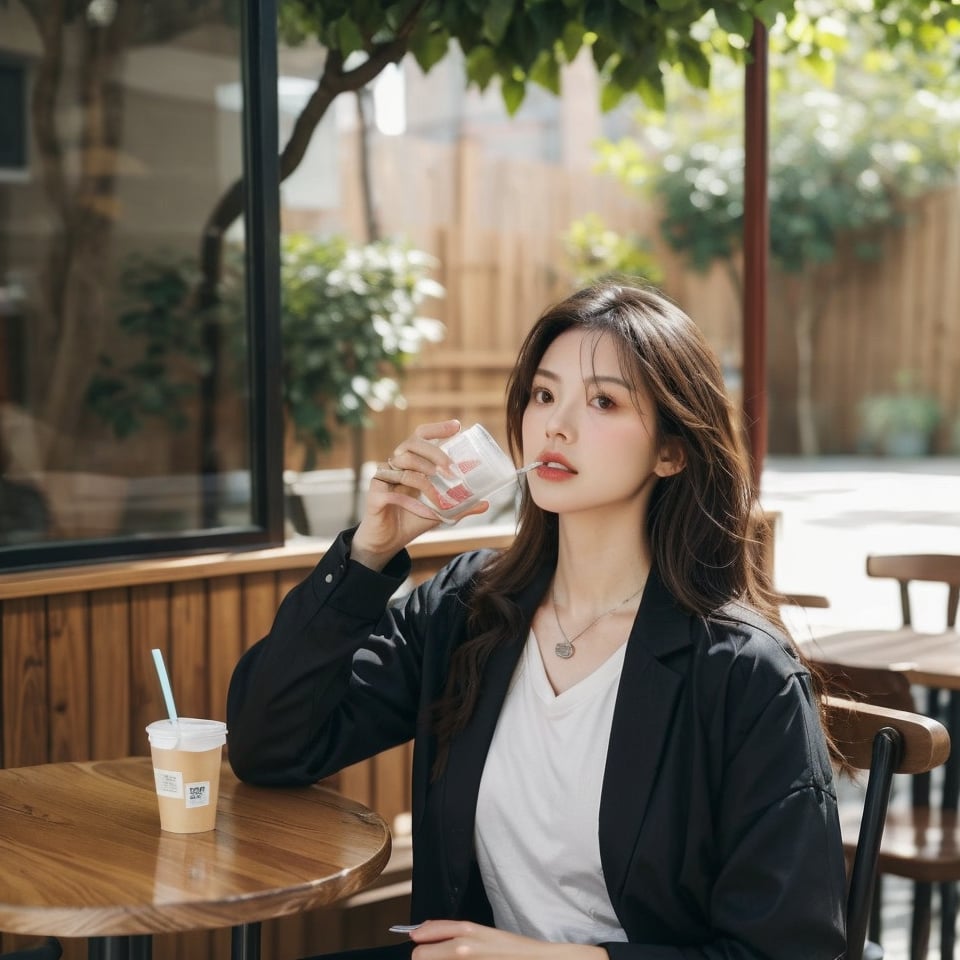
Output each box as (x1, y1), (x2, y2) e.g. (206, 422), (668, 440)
(536, 451), (575, 473)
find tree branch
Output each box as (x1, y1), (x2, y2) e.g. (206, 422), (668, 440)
(200, 0), (430, 252)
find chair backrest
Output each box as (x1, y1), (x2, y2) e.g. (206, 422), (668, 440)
(824, 695), (950, 960)
(866, 553), (960, 629)
(775, 591), (831, 609)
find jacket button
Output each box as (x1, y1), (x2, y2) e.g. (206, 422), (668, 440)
(324, 573), (333, 583)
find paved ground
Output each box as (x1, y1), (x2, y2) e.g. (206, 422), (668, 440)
(762, 456), (960, 636)
(760, 455), (960, 960)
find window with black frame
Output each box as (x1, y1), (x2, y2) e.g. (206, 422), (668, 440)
(0, 0), (282, 569)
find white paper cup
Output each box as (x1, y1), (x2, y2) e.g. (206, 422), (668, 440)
(146, 718), (227, 834)
(420, 424), (520, 522)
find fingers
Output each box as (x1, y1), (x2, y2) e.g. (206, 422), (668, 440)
(376, 489), (445, 523)
(374, 421), (463, 492)
(373, 460), (404, 485)
(409, 920), (474, 944)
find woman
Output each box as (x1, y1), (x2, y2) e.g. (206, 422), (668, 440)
(227, 281), (847, 960)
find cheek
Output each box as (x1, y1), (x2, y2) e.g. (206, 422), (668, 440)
(521, 405), (538, 441)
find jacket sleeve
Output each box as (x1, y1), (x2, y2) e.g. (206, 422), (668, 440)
(226, 530), (482, 786)
(604, 667), (846, 960)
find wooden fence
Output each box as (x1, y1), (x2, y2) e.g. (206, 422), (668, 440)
(289, 135), (960, 468)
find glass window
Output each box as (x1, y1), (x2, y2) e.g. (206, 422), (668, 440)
(0, 0), (282, 568)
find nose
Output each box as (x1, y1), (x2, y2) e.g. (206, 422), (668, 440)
(544, 398), (574, 442)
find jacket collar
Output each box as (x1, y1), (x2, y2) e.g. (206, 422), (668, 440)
(599, 566), (693, 903)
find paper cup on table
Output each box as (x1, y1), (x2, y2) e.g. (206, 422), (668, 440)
(420, 424), (519, 522)
(146, 718), (227, 834)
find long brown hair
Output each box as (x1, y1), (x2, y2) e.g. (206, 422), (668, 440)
(432, 280), (836, 770)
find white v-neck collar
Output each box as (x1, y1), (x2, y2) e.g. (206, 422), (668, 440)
(525, 629), (627, 710)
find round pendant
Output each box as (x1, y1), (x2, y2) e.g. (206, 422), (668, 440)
(554, 641), (574, 659)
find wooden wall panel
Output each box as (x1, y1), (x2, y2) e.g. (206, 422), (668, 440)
(373, 744), (412, 831)
(1, 596), (47, 767)
(129, 584), (170, 755)
(47, 593), (90, 762)
(90, 587), (131, 759)
(207, 575), (243, 722)
(242, 572), (281, 648)
(170, 580), (209, 719)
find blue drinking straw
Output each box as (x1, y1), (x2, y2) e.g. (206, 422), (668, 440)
(151, 648), (179, 725)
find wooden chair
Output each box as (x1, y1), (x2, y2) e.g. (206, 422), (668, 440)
(821, 659), (960, 960)
(826, 693), (950, 960)
(775, 590), (831, 609)
(866, 554), (960, 631)
(869, 554), (960, 958)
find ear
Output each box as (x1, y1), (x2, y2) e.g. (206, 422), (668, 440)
(654, 437), (686, 478)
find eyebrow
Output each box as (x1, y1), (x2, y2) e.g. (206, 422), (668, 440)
(533, 368), (634, 391)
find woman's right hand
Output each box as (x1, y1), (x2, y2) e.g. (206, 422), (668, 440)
(351, 420), (488, 571)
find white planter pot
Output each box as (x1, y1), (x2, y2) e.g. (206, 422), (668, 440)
(285, 463), (378, 536)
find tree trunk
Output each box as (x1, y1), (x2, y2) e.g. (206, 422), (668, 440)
(29, 2), (134, 470)
(792, 273), (819, 457)
(194, 13), (422, 505)
(349, 86), (381, 525)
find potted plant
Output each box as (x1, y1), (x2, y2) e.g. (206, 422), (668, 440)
(85, 234), (445, 532)
(858, 370), (942, 457)
(279, 233), (444, 531)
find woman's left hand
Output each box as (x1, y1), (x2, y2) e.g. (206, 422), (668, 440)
(408, 920), (607, 960)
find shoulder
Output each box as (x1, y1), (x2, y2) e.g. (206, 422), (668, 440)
(403, 548), (499, 614)
(430, 548), (499, 588)
(689, 601), (817, 731)
(697, 600), (804, 681)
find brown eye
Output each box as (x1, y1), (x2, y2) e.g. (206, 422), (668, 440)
(531, 387), (553, 404)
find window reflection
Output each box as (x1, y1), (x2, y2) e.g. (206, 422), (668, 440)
(0, 0), (258, 553)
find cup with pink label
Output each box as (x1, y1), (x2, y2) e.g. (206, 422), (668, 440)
(420, 424), (538, 523)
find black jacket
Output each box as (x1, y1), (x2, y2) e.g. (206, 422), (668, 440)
(227, 531), (846, 960)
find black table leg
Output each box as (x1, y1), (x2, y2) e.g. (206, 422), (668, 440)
(128, 936), (152, 960)
(87, 935), (153, 960)
(231, 922), (261, 960)
(88, 937), (126, 960)
(942, 691), (960, 811)
(910, 881), (933, 960)
(940, 879), (957, 960)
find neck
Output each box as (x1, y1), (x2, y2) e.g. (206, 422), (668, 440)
(552, 511), (651, 612)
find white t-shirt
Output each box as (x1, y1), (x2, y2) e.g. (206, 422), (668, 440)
(474, 629), (628, 944)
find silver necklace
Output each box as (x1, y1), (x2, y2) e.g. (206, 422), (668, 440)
(551, 583), (644, 659)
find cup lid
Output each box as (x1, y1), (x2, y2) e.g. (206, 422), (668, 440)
(146, 718), (227, 751)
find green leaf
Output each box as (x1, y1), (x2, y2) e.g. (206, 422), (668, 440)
(410, 27), (450, 72)
(529, 50), (561, 94)
(715, 5), (756, 40)
(679, 44), (711, 89)
(466, 44), (499, 90)
(636, 74), (666, 111)
(335, 15), (365, 57)
(611, 55), (646, 93)
(560, 20), (585, 62)
(500, 75), (527, 114)
(600, 79), (627, 112)
(483, 0), (514, 44)
(754, 0), (792, 25)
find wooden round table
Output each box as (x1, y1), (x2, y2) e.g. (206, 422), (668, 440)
(0, 757), (392, 959)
